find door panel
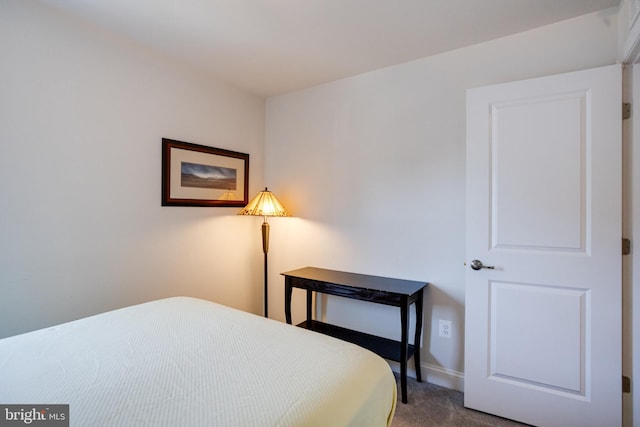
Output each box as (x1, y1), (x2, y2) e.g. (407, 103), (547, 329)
(465, 64), (621, 427)
(491, 92), (587, 252)
(491, 282), (586, 394)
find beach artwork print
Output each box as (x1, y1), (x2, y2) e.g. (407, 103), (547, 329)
(181, 162), (237, 191)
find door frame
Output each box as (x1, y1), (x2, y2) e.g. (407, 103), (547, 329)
(620, 4), (640, 425)
(621, 64), (639, 427)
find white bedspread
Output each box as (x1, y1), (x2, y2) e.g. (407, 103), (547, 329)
(0, 296), (396, 426)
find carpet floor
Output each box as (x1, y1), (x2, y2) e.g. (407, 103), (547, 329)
(391, 375), (530, 427)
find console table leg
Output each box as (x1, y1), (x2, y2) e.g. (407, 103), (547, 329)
(414, 289), (424, 382)
(400, 296), (409, 404)
(306, 289), (312, 323)
(285, 279), (293, 325)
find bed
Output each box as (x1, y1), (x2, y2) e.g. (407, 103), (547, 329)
(0, 296), (396, 426)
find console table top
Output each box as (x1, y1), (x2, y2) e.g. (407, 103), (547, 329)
(281, 266), (428, 296)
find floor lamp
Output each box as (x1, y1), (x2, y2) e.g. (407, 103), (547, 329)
(238, 188), (290, 318)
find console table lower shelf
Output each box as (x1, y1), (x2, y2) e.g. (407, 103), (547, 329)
(297, 320), (416, 364)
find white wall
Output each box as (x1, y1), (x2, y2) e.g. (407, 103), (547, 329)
(0, 0), (266, 338)
(265, 8), (619, 388)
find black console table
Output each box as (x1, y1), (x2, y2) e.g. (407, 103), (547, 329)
(281, 266), (428, 404)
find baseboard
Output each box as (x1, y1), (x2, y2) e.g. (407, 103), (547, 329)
(388, 360), (464, 392)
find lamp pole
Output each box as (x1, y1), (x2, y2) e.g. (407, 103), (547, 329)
(261, 217), (270, 317)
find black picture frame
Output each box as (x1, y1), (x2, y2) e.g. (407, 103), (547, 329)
(162, 138), (249, 207)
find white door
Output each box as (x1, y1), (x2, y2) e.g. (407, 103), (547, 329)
(464, 64), (621, 427)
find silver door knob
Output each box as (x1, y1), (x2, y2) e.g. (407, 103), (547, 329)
(470, 259), (495, 270)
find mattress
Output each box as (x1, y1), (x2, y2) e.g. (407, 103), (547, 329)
(0, 296), (396, 426)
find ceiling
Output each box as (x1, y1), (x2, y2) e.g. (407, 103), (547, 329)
(39, 0), (620, 97)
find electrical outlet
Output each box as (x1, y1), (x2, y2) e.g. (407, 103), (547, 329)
(439, 320), (452, 338)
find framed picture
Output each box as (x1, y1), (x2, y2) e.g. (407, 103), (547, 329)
(162, 138), (249, 207)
